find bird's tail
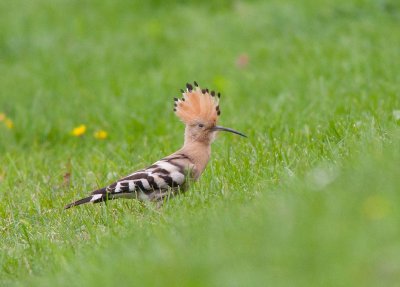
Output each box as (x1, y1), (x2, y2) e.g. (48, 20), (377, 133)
(64, 189), (109, 209)
(64, 196), (93, 209)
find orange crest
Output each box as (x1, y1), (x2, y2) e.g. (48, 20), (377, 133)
(174, 82), (221, 125)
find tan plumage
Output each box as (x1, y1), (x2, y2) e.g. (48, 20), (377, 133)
(175, 83), (219, 127)
(65, 82), (246, 209)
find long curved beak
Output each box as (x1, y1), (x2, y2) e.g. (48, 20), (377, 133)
(212, 126), (247, 138)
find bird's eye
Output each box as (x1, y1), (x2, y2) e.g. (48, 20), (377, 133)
(198, 123), (204, 128)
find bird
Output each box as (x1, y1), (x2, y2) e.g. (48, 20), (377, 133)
(64, 82), (246, 209)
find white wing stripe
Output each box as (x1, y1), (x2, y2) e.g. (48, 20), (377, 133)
(153, 175), (166, 188)
(129, 181), (136, 190)
(170, 171), (185, 185)
(154, 161), (180, 172)
(114, 182), (121, 193)
(140, 179), (151, 190)
(91, 194), (103, 202)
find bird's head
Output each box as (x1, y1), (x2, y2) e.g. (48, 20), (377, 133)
(174, 82), (246, 145)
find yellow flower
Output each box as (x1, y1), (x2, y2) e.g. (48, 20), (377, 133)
(4, 119), (13, 129)
(71, 124), (87, 137)
(0, 113), (6, 122)
(94, 130), (108, 140)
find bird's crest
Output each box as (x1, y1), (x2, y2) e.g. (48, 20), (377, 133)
(174, 82), (221, 125)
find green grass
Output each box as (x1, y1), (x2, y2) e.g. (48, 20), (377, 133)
(1, 0), (400, 286)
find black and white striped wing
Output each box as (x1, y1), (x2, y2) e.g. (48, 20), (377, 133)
(64, 154), (193, 208)
(90, 159), (188, 202)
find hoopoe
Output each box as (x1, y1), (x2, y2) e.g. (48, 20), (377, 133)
(65, 82), (246, 209)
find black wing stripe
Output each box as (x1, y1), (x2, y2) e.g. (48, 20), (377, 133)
(119, 181), (129, 188)
(162, 153), (190, 161)
(145, 176), (159, 193)
(159, 175), (175, 188)
(152, 168), (170, 175)
(119, 183), (131, 193)
(135, 180), (145, 191)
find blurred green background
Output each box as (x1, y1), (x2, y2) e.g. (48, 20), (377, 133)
(0, 0), (399, 286)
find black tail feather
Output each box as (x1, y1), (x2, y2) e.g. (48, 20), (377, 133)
(64, 193), (115, 209)
(64, 196), (94, 209)
(65, 188), (110, 209)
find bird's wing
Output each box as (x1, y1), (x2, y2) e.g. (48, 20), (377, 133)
(64, 153), (194, 208)
(92, 153), (194, 201)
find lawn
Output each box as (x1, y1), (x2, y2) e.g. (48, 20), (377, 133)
(1, 0), (400, 286)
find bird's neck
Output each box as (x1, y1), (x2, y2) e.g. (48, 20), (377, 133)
(180, 140), (212, 179)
